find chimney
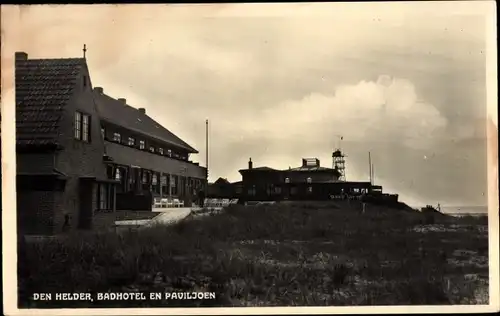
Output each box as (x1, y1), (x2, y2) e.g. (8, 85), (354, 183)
(316, 158), (320, 167)
(138, 108), (146, 114)
(248, 158), (253, 170)
(302, 158), (307, 167)
(117, 98), (126, 104)
(15, 52), (28, 62)
(94, 87), (103, 94)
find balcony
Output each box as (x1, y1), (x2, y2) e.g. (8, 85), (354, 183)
(104, 140), (206, 179)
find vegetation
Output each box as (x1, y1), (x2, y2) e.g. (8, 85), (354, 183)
(18, 201), (489, 308)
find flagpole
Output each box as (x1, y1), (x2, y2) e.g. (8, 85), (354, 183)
(369, 152), (372, 185)
(205, 119), (209, 191)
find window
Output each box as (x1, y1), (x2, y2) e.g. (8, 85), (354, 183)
(128, 137), (135, 146)
(115, 168), (121, 180)
(74, 111), (91, 142)
(171, 175), (177, 195)
(98, 184), (107, 210)
(139, 140), (145, 150)
(74, 112), (82, 139)
(152, 174), (158, 185)
(142, 171), (148, 183)
(275, 186), (282, 194)
(101, 127), (105, 138)
(149, 146), (155, 153)
(307, 186), (313, 193)
(113, 133), (121, 143)
(82, 114), (90, 142)
(161, 175), (168, 195)
(167, 149), (172, 157)
(248, 186), (256, 196)
(285, 177), (290, 183)
(159, 148), (164, 155)
(306, 177), (312, 183)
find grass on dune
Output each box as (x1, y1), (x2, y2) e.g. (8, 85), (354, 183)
(18, 201), (489, 307)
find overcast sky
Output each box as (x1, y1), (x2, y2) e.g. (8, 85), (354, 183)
(1, 2), (496, 207)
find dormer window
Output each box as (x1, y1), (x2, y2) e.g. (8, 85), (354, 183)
(128, 137), (135, 146)
(159, 148), (164, 155)
(139, 140), (145, 150)
(113, 133), (121, 143)
(149, 146), (155, 153)
(285, 177), (290, 183)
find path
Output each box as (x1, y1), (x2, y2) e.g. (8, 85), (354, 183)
(114, 207), (192, 228)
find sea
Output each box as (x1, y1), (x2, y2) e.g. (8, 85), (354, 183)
(429, 206), (489, 217)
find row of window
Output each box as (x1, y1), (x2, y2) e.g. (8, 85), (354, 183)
(74, 111), (188, 162)
(116, 168), (203, 197)
(245, 186), (369, 196)
(105, 128), (185, 159)
(284, 177), (313, 183)
(246, 186), (313, 196)
(115, 168), (180, 187)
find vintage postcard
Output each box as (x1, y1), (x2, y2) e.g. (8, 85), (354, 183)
(1, 2), (498, 315)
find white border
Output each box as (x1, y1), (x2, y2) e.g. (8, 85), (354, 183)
(2, 2), (499, 315)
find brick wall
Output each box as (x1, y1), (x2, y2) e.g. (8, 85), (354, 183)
(16, 153), (57, 235)
(17, 153), (55, 173)
(54, 65), (109, 232)
(17, 191), (58, 235)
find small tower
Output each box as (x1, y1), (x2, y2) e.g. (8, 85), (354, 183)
(332, 149), (346, 181)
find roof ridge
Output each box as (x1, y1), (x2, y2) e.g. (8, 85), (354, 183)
(22, 57), (85, 61)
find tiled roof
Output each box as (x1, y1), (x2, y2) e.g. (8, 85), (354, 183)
(15, 55), (85, 147)
(93, 91), (198, 153)
(239, 165), (341, 177)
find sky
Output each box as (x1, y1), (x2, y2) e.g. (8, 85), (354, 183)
(1, 2), (497, 207)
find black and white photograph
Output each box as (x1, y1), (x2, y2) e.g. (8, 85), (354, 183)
(1, 2), (498, 315)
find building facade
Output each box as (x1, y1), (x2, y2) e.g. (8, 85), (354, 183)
(237, 157), (372, 201)
(93, 87), (207, 210)
(14, 51), (206, 235)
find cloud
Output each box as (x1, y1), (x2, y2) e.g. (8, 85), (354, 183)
(219, 75), (447, 160)
(1, 3), (491, 207)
